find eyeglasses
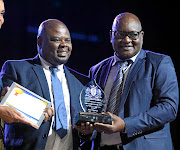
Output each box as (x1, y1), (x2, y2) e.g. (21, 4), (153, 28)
(110, 30), (142, 40)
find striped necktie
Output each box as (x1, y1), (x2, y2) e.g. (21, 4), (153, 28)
(106, 61), (129, 115)
(49, 66), (67, 139)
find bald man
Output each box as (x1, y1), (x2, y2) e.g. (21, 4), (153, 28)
(0, 19), (90, 150)
(89, 12), (179, 150)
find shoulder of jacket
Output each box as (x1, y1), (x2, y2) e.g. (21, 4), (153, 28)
(3, 57), (37, 67)
(4, 57), (34, 64)
(145, 50), (168, 59)
(65, 66), (90, 85)
(91, 56), (113, 70)
(144, 50), (170, 64)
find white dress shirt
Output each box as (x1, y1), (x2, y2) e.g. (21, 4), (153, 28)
(39, 55), (73, 150)
(101, 52), (139, 146)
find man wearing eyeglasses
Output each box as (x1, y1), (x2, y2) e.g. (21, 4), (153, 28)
(88, 12), (179, 150)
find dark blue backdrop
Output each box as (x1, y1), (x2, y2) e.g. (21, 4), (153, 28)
(0, 0), (179, 149)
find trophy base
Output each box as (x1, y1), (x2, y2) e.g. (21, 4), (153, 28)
(76, 112), (113, 126)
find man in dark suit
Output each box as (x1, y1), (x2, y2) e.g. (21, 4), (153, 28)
(89, 12), (179, 150)
(0, 19), (91, 150)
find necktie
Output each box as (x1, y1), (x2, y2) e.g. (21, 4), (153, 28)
(49, 66), (67, 139)
(107, 61), (129, 115)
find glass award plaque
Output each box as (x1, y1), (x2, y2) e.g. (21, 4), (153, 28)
(76, 79), (112, 126)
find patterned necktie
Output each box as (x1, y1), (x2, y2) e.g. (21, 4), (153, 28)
(107, 61), (129, 115)
(49, 66), (67, 139)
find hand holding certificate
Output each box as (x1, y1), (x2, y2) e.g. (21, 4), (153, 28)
(0, 82), (52, 129)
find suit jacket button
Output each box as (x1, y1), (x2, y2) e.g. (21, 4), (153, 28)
(133, 132), (137, 136)
(42, 134), (48, 139)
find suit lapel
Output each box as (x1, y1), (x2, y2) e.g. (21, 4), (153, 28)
(98, 58), (113, 90)
(31, 56), (51, 101)
(64, 66), (76, 103)
(64, 67), (76, 103)
(64, 66), (82, 125)
(119, 50), (146, 112)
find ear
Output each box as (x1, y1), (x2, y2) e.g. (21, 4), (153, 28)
(140, 31), (144, 47)
(140, 31), (144, 44)
(109, 30), (113, 43)
(141, 31), (144, 38)
(37, 36), (42, 48)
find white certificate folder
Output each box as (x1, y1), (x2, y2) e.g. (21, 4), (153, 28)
(0, 82), (51, 129)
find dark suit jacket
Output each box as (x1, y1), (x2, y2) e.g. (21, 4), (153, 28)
(89, 50), (179, 150)
(0, 55), (90, 150)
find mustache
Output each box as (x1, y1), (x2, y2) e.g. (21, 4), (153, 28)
(120, 44), (133, 47)
(57, 48), (69, 52)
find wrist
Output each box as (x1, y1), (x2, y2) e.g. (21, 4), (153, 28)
(121, 119), (126, 132)
(0, 106), (3, 118)
(122, 123), (126, 133)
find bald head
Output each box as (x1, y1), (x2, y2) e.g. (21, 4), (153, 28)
(37, 19), (72, 66)
(112, 12), (142, 32)
(110, 12), (144, 60)
(38, 19), (68, 37)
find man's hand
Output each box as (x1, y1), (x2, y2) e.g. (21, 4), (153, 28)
(44, 107), (54, 122)
(74, 122), (94, 135)
(0, 87), (34, 127)
(94, 112), (125, 134)
(0, 106), (34, 127)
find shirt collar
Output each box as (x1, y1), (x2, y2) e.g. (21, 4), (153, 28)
(112, 50), (140, 66)
(38, 54), (64, 72)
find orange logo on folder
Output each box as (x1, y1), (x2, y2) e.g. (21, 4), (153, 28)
(14, 87), (23, 96)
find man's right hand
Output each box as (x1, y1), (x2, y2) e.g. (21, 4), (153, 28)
(0, 106), (34, 126)
(0, 87), (34, 127)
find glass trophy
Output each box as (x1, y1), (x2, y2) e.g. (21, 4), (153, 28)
(76, 79), (113, 126)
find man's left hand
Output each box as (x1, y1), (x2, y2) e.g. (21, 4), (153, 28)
(94, 112), (125, 134)
(44, 107), (54, 122)
(74, 122), (94, 135)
